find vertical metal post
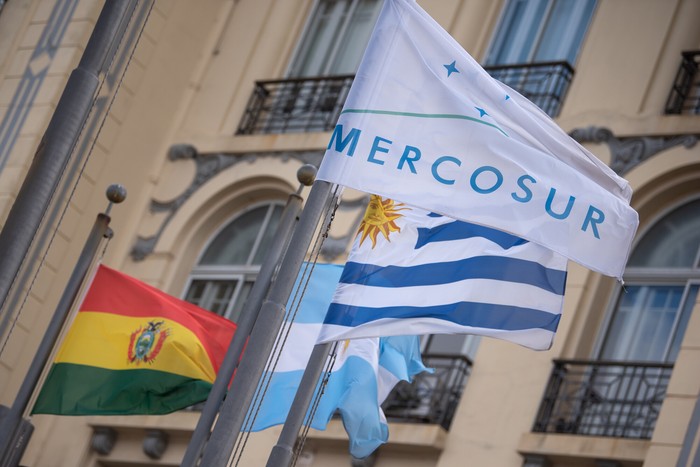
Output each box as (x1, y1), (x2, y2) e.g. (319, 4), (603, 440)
(266, 342), (332, 467)
(180, 166), (317, 467)
(0, 0), (137, 333)
(0, 184), (126, 467)
(197, 180), (334, 467)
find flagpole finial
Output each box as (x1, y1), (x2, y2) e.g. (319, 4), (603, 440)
(296, 165), (317, 194)
(105, 184), (127, 216)
(106, 184), (127, 203)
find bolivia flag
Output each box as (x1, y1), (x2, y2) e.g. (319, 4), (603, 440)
(32, 265), (236, 415)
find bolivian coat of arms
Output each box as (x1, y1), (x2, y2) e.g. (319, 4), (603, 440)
(128, 320), (170, 364)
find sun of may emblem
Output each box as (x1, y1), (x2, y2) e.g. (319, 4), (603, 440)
(357, 195), (408, 248)
(128, 320), (170, 365)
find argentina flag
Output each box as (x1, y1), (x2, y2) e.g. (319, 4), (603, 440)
(317, 197), (568, 351)
(251, 263), (428, 458)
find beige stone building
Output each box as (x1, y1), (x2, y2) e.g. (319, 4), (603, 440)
(0, 0), (699, 466)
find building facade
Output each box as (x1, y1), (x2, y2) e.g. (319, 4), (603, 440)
(0, 0), (699, 466)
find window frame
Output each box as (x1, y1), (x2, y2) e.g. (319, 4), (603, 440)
(592, 195), (700, 362)
(285, 0), (383, 78)
(484, 0), (597, 66)
(183, 200), (286, 320)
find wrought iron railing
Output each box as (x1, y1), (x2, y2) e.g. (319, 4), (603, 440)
(665, 51), (700, 114)
(381, 353), (472, 430)
(484, 61), (574, 117)
(237, 75), (354, 134)
(236, 62), (574, 135)
(533, 359), (673, 439)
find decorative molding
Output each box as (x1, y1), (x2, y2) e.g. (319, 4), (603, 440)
(569, 126), (699, 175)
(131, 147), (323, 261)
(0, 0), (80, 173)
(90, 427), (117, 455)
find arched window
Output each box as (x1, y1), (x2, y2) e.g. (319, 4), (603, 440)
(184, 202), (284, 322)
(598, 198), (700, 363)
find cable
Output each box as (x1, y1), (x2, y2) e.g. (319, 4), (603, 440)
(0, 0), (153, 366)
(231, 185), (342, 466)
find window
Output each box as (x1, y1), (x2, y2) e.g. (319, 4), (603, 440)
(422, 334), (479, 360)
(598, 198), (700, 363)
(184, 202), (284, 322)
(566, 199), (700, 438)
(484, 0), (595, 117)
(532, 201), (699, 439)
(288, 0), (383, 77)
(485, 0), (597, 66)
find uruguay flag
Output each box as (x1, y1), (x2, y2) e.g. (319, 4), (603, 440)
(317, 197), (568, 351)
(250, 263), (428, 458)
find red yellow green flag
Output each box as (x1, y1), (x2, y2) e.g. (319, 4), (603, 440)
(32, 265), (237, 415)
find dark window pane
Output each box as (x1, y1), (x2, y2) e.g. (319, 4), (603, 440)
(184, 279), (238, 316)
(184, 280), (207, 306)
(628, 199), (700, 268)
(668, 285), (699, 361)
(601, 285), (684, 362)
(209, 281), (237, 315)
(200, 206), (269, 265)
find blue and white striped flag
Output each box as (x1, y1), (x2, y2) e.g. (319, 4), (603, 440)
(250, 263), (428, 458)
(317, 197), (568, 351)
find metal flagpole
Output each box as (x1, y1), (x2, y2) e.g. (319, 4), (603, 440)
(180, 165), (317, 467)
(266, 342), (333, 467)
(0, 184), (126, 467)
(196, 180), (336, 467)
(0, 0), (138, 333)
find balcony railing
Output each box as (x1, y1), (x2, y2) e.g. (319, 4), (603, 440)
(237, 75), (354, 134)
(485, 61), (574, 117)
(665, 51), (700, 114)
(381, 353), (472, 430)
(533, 359), (673, 439)
(237, 62), (573, 135)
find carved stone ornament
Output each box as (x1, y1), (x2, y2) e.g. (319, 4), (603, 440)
(569, 126), (699, 175)
(130, 147), (324, 261)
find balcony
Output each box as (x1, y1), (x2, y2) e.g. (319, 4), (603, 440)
(237, 75), (354, 134)
(237, 62), (573, 135)
(533, 359), (673, 439)
(381, 353), (472, 430)
(484, 61), (574, 117)
(665, 51), (700, 114)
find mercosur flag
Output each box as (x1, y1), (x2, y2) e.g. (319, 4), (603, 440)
(316, 0), (638, 279)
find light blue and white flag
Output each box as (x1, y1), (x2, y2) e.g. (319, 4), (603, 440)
(250, 263), (428, 458)
(317, 0), (638, 279)
(317, 198), (568, 351)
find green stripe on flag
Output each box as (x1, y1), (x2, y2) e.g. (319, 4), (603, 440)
(32, 363), (213, 415)
(340, 108), (509, 136)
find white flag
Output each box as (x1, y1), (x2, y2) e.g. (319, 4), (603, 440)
(317, 0), (638, 279)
